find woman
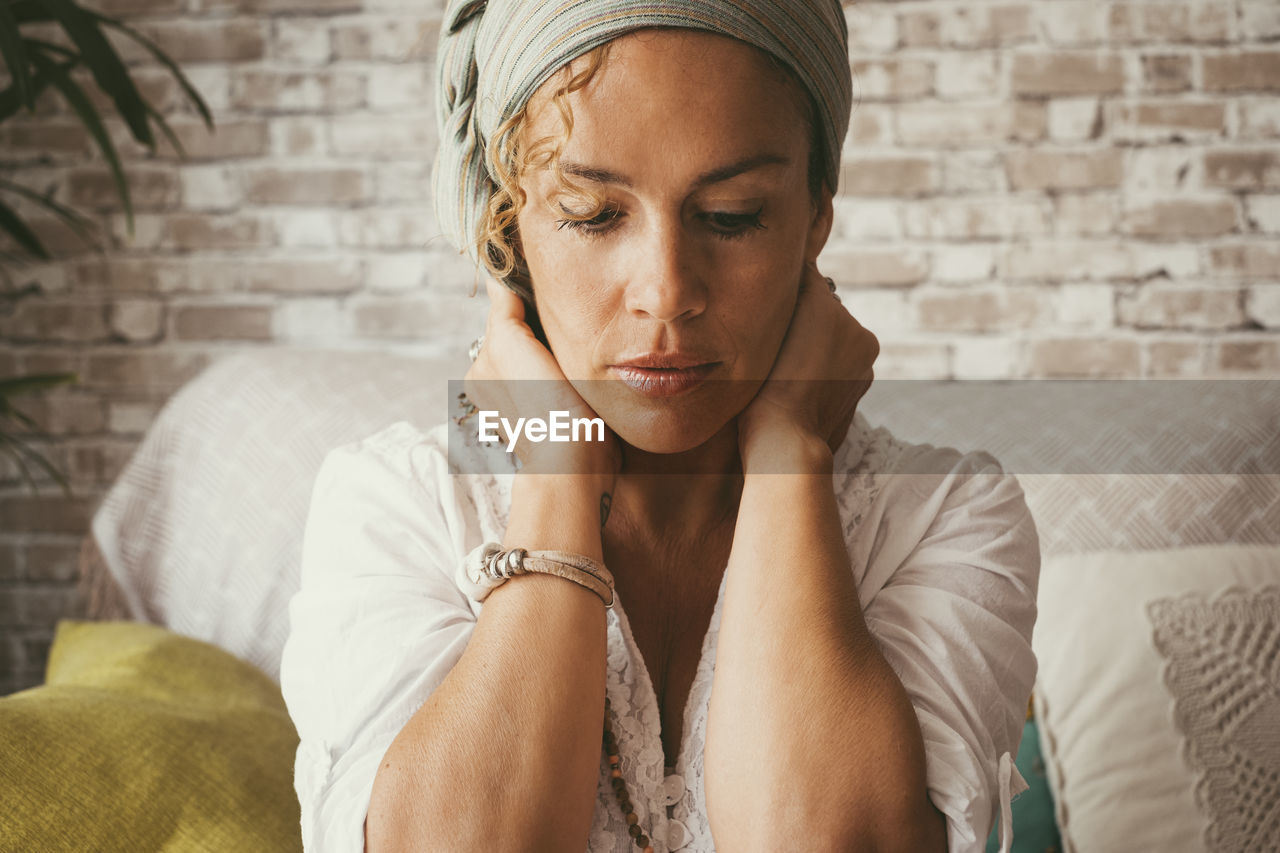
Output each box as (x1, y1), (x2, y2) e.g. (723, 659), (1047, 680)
(280, 2), (1039, 852)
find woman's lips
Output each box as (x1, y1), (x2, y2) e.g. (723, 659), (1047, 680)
(610, 363), (718, 398)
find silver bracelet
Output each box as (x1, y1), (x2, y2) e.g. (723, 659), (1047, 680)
(458, 542), (615, 607)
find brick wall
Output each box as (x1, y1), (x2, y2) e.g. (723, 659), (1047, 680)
(1, 0), (1277, 693)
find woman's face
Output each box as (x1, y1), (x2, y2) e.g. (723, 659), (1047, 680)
(515, 28), (833, 454)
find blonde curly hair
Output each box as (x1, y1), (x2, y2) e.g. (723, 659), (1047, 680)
(473, 37), (827, 306)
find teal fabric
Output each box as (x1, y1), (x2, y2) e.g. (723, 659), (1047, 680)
(986, 717), (1063, 853)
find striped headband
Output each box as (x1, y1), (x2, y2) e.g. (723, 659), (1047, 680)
(433, 0), (852, 275)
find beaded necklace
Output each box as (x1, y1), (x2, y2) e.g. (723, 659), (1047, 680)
(602, 695), (655, 852)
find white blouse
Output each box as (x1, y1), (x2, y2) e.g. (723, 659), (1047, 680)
(280, 412), (1038, 853)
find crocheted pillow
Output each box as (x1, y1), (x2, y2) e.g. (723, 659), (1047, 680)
(1031, 544), (1280, 852)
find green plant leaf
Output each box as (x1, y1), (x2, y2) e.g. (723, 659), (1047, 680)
(0, 0), (34, 109)
(0, 65), (53, 122)
(0, 431), (71, 497)
(0, 196), (50, 259)
(0, 398), (42, 433)
(44, 0), (154, 148)
(89, 11), (214, 131)
(0, 432), (43, 493)
(0, 175), (102, 248)
(7, 0), (214, 133)
(26, 50), (134, 236)
(0, 372), (80, 397)
(140, 98), (185, 159)
(8, 1), (54, 25)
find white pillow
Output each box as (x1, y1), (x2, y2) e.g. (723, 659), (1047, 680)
(90, 349), (464, 681)
(1032, 544), (1280, 853)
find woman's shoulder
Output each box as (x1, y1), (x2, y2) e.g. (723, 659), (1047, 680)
(315, 417), (515, 539)
(834, 412), (1038, 584)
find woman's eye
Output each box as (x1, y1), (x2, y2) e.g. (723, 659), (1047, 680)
(704, 207), (767, 239)
(556, 204), (622, 235)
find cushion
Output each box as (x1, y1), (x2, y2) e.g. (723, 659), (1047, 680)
(860, 379), (1280, 555)
(89, 348), (464, 681)
(1031, 544), (1280, 852)
(0, 620), (302, 852)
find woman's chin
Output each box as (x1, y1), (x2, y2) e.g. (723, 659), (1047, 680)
(590, 387), (756, 459)
(614, 421), (724, 456)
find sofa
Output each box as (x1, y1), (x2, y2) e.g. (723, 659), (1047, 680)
(2, 349), (1277, 852)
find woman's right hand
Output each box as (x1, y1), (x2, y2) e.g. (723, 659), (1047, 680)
(465, 277), (621, 479)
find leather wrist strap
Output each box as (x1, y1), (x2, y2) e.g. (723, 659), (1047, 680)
(461, 542), (615, 608)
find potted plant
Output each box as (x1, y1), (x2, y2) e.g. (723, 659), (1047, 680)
(0, 0), (214, 494)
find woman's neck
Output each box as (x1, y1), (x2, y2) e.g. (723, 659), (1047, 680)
(611, 420), (744, 536)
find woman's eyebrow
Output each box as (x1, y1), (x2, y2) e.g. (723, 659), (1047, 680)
(557, 153), (791, 190)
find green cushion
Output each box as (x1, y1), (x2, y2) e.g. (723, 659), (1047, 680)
(985, 715), (1063, 853)
(0, 620), (302, 852)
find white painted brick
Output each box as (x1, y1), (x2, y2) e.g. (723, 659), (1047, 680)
(1048, 98), (1101, 141)
(1036, 1), (1109, 45)
(272, 18), (331, 64)
(274, 210), (339, 248)
(1001, 240), (1200, 281)
(337, 207), (437, 248)
(365, 252), (430, 292)
(934, 53), (1001, 99)
(333, 15), (439, 61)
(873, 341), (951, 379)
(1054, 193), (1119, 236)
(841, 288), (912, 334)
(1238, 98), (1280, 139)
(366, 249), (481, 294)
(10, 263), (69, 294)
(423, 248), (486, 292)
(273, 298), (349, 341)
(931, 244), (996, 282)
(109, 214), (166, 251)
(1241, 1), (1280, 40)
(269, 117), (328, 156)
(1246, 195), (1280, 232)
(179, 66), (231, 113)
(1246, 285), (1280, 328)
(367, 65), (435, 111)
(952, 336), (1020, 378)
(107, 400), (163, 434)
(902, 197), (1051, 240)
(845, 104), (894, 146)
(1124, 147), (1203, 193)
(846, 5), (898, 52)
(1131, 243), (1202, 278)
(330, 114), (434, 158)
(941, 151), (1007, 193)
(1054, 283), (1116, 329)
(832, 199), (903, 240)
(374, 161), (434, 203)
(109, 300), (164, 341)
(179, 165), (241, 210)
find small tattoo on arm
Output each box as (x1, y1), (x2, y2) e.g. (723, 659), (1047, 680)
(600, 492), (612, 528)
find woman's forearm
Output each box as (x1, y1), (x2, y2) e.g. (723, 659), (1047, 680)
(365, 470), (613, 852)
(705, 432), (947, 852)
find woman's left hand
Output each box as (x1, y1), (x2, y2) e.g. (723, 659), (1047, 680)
(737, 261), (879, 466)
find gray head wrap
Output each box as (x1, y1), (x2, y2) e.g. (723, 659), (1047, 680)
(433, 0), (851, 273)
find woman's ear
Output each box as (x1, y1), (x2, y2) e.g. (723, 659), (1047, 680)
(804, 186), (835, 265)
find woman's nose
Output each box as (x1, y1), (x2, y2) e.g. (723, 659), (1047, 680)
(623, 222), (707, 324)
